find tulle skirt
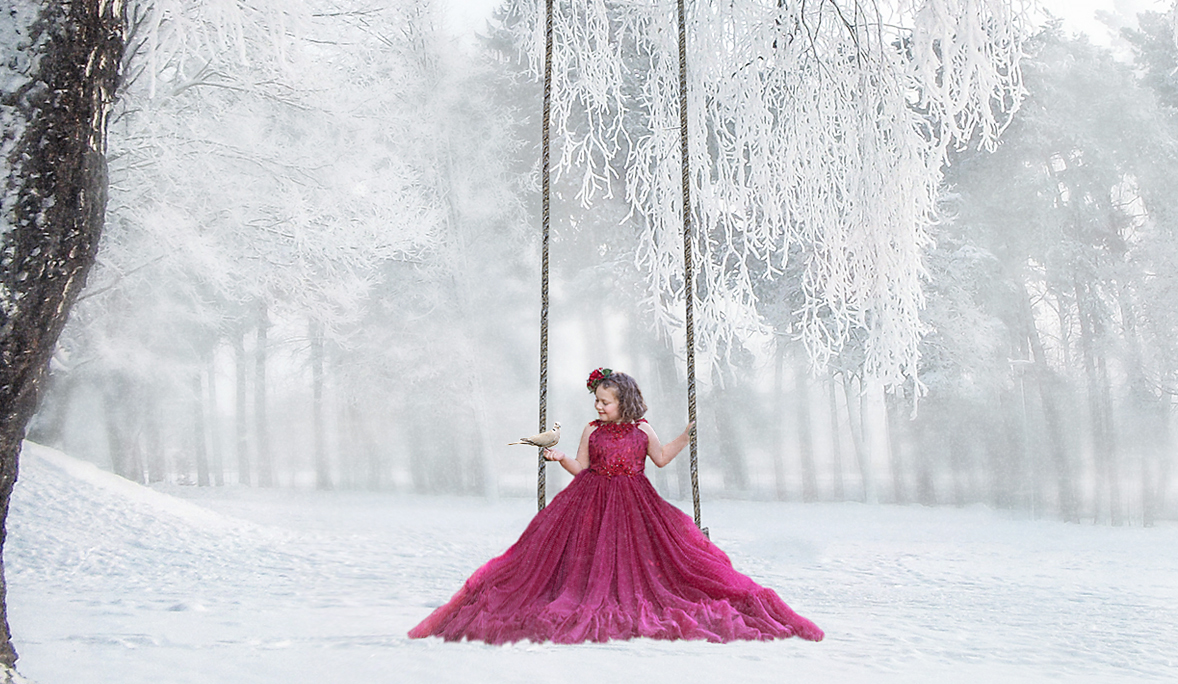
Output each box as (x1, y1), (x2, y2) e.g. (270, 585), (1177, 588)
(408, 470), (824, 644)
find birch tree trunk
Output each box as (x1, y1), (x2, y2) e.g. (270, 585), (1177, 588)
(145, 387), (164, 484)
(827, 370), (845, 502)
(794, 353), (818, 503)
(949, 425), (967, 507)
(0, 0), (125, 666)
(913, 417), (936, 507)
(254, 301), (273, 487)
(310, 319), (331, 491)
(1156, 410), (1173, 524)
(233, 327), (250, 485)
(207, 360), (223, 486)
(842, 373), (872, 503)
(192, 372), (210, 487)
(772, 344), (789, 500)
(885, 391), (907, 505)
(1097, 354), (1122, 525)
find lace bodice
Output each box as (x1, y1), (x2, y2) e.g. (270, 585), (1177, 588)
(586, 420), (648, 477)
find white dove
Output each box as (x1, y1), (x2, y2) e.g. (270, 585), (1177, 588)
(508, 422), (561, 448)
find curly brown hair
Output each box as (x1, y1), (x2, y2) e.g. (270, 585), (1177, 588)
(595, 371), (648, 423)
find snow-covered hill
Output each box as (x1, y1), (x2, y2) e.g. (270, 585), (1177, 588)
(7, 442), (1176, 683)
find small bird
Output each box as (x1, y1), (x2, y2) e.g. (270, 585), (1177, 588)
(508, 422), (561, 448)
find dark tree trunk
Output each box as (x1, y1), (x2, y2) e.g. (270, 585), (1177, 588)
(0, 0), (125, 667)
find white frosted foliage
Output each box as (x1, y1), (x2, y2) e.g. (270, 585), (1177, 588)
(505, 0), (1037, 384)
(99, 0), (441, 339)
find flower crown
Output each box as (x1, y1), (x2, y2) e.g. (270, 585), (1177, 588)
(586, 367), (613, 393)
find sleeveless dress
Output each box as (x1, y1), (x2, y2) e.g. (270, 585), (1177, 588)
(408, 420), (824, 643)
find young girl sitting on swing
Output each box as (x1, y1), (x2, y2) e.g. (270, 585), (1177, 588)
(409, 368), (823, 644)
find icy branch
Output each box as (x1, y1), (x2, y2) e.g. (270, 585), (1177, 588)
(504, 0), (1037, 385)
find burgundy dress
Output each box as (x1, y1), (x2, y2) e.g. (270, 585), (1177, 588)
(408, 420), (824, 643)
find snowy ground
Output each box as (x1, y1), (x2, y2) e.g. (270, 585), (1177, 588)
(7, 442), (1177, 684)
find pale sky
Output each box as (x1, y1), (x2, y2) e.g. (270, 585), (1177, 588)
(1039, 0), (1169, 47)
(442, 1), (1173, 52)
(442, 0), (502, 41)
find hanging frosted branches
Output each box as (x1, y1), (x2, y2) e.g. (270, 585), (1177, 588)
(504, 0), (1037, 384)
(124, 0), (301, 93)
(105, 0), (442, 331)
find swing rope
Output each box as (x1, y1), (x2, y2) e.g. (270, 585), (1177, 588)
(676, 0), (702, 532)
(537, 0), (554, 512)
(537, 0), (702, 531)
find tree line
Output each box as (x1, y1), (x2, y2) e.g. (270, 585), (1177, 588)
(19, 8), (1178, 532)
(3, 2), (1177, 673)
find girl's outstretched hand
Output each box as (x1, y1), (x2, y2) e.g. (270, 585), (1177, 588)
(542, 448), (567, 462)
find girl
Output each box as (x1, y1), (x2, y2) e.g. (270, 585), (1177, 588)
(409, 368), (823, 644)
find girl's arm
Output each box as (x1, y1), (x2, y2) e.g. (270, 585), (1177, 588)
(542, 423), (594, 475)
(641, 421), (695, 468)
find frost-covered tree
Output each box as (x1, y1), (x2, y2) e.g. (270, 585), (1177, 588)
(2, 0), (373, 663)
(502, 0), (1039, 385)
(322, 3), (535, 495)
(938, 25), (1178, 523)
(45, 0), (446, 488)
(25, 0), (533, 498)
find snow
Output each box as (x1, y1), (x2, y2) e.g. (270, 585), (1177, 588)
(8, 441), (1178, 683)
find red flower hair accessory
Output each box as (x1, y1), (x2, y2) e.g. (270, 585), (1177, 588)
(586, 367), (613, 393)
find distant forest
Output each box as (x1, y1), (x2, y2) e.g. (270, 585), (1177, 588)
(20, 3), (1178, 527)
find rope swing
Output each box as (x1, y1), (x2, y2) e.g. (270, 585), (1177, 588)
(675, 0), (702, 533)
(537, 0), (554, 512)
(537, 0), (702, 533)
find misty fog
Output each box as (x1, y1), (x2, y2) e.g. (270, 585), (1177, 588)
(22, 0), (1178, 529)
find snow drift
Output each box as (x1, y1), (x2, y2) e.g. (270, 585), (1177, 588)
(6, 442), (1175, 683)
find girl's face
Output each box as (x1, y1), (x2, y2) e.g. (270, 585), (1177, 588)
(594, 386), (622, 423)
